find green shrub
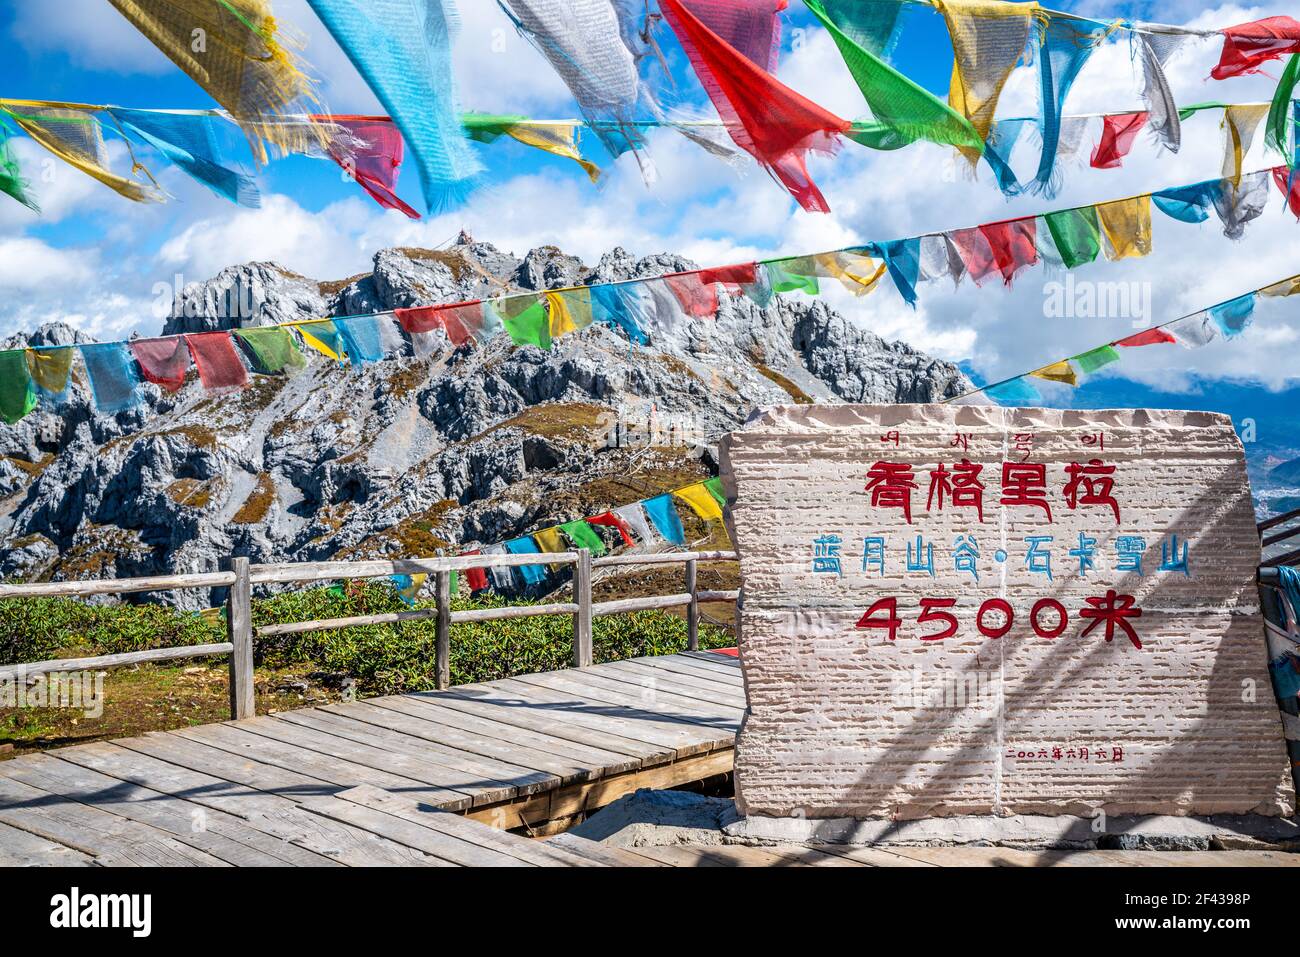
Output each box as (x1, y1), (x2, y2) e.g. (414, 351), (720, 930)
(0, 582), (733, 697)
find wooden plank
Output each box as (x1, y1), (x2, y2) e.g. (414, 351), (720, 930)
(0, 772), (229, 867)
(226, 555), (254, 720)
(587, 660), (749, 708)
(2, 752), (316, 867)
(248, 552), (576, 585)
(449, 603), (579, 625)
(228, 718), (492, 807)
(174, 723), (474, 811)
(0, 570), (234, 600)
(470, 677), (723, 759)
(297, 797), (533, 867)
(591, 593), (692, 617)
(0, 819), (95, 867)
(507, 671), (742, 737)
(545, 831), (670, 867)
(435, 569), (451, 690)
(333, 785), (601, 867)
(430, 686), (678, 766)
(627, 654), (746, 688)
(274, 708), (559, 797)
(364, 696), (642, 780)
(685, 558), (699, 651)
(677, 650), (742, 670)
(50, 742), (344, 867)
(573, 548), (593, 668)
(320, 700), (599, 786)
(810, 843), (939, 867)
(114, 730), (343, 802)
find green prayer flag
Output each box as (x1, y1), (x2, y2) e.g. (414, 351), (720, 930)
(765, 259), (819, 294)
(0, 123), (37, 212)
(1073, 344), (1121, 374)
(1044, 207), (1102, 268)
(499, 297), (551, 349)
(460, 113), (529, 143)
(704, 476), (725, 507)
(1266, 55), (1300, 158)
(0, 349), (37, 424)
(559, 519), (607, 557)
(804, 0), (983, 152)
(233, 326), (307, 375)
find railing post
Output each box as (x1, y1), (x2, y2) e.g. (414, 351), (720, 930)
(685, 558), (699, 651)
(435, 570), (451, 690)
(226, 556), (254, 720)
(573, 548), (593, 668)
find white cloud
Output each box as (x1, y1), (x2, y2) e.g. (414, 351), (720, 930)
(7, 0), (174, 75)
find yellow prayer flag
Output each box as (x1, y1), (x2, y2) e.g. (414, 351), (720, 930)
(26, 347), (74, 395)
(1029, 361), (1079, 387)
(4, 103), (164, 203)
(814, 251), (887, 296)
(503, 123), (602, 183)
(295, 321), (344, 362)
(1096, 195), (1152, 261)
(933, 0), (1046, 165)
(545, 289), (593, 340)
(1221, 104), (1270, 187)
(1260, 275), (1300, 298)
(673, 483), (724, 523)
(531, 527), (571, 571)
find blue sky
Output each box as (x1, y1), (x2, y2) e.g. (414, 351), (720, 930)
(0, 0), (1298, 461)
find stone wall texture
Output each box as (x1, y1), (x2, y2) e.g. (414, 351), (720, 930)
(720, 404), (1294, 820)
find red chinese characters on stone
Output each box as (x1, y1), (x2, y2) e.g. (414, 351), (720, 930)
(1079, 590), (1143, 649)
(864, 462), (919, 523)
(1063, 458), (1121, 524)
(927, 458), (986, 522)
(999, 462), (1052, 520)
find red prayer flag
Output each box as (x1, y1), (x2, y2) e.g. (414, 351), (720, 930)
(587, 510), (635, 547)
(660, 0), (851, 212)
(461, 550), (489, 592)
(953, 220), (1038, 286)
(1212, 16), (1300, 80)
(130, 336), (191, 392)
(396, 302), (482, 346)
(664, 271), (720, 317)
(1271, 165), (1300, 219)
(947, 227), (1000, 285)
(185, 332), (248, 392)
(698, 261), (759, 291)
(318, 115), (420, 220)
(1115, 328), (1177, 347)
(1091, 113), (1148, 169)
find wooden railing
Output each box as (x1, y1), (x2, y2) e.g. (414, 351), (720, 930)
(1259, 506), (1300, 567)
(0, 549), (739, 720)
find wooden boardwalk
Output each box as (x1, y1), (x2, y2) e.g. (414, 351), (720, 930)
(0, 651), (745, 866)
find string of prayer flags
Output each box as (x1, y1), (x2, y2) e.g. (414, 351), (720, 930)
(587, 510), (636, 547)
(498, 0), (645, 161)
(934, 0), (1046, 167)
(804, 0), (983, 152)
(462, 113), (602, 183)
(108, 0), (325, 163)
(1091, 112), (1147, 169)
(233, 326), (307, 375)
(559, 519), (607, 557)
(642, 493), (687, 546)
(110, 108), (259, 208)
(5, 104), (164, 203)
(659, 0), (851, 212)
(673, 482), (724, 522)
(186, 332), (249, 393)
(295, 320), (347, 362)
(1095, 195), (1152, 260)
(504, 536), (547, 585)
(130, 336), (192, 392)
(1212, 16), (1300, 80)
(1031, 15), (1112, 195)
(319, 116), (419, 220)
(79, 342), (141, 414)
(26, 347), (73, 400)
(0, 350), (37, 425)
(307, 0), (482, 213)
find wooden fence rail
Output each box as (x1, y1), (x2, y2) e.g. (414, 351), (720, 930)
(1, 548), (739, 719)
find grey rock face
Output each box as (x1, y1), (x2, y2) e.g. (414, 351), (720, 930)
(0, 237), (971, 606)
